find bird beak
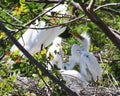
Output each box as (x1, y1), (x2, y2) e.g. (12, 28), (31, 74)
(59, 45), (63, 49)
(71, 32), (84, 40)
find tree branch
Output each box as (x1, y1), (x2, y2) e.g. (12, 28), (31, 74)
(71, 2), (120, 16)
(95, 3), (120, 11)
(26, 0), (64, 3)
(98, 7), (120, 16)
(87, 0), (96, 11)
(0, 22), (78, 96)
(14, 15), (86, 30)
(71, 0), (83, 12)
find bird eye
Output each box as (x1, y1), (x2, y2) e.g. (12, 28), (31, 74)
(64, 66), (66, 69)
(86, 55), (89, 57)
(54, 50), (57, 54)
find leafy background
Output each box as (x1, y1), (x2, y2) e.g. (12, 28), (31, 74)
(0, 0), (120, 95)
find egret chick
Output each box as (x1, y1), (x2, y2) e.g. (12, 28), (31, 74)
(47, 37), (65, 69)
(60, 69), (88, 93)
(62, 44), (81, 70)
(73, 32), (102, 82)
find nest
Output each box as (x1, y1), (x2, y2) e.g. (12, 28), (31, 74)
(10, 76), (120, 96)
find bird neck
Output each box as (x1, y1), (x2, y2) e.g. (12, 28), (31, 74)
(81, 45), (89, 52)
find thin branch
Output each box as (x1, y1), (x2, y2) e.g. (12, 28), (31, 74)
(2, 10), (22, 24)
(0, 21), (78, 96)
(26, 0), (64, 3)
(109, 28), (120, 36)
(21, 15), (86, 30)
(98, 7), (120, 16)
(87, 0), (96, 11)
(95, 3), (120, 11)
(36, 68), (52, 94)
(71, 2), (120, 16)
(71, 0), (83, 12)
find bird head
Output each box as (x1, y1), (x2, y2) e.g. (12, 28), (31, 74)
(53, 37), (62, 46)
(71, 44), (81, 55)
(72, 32), (90, 51)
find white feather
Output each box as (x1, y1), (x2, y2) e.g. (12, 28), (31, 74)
(45, 4), (68, 16)
(10, 4), (68, 56)
(47, 37), (65, 69)
(64, 32), (102, 82)
(79, 32), (102, 82)
(60, 70), (88, 93)
(11, 22), (66, 55)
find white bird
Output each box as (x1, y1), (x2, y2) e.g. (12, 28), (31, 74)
(62, 44), (81, 70)
(47, 37), (65, 69)
(10, 20), (46, 55)
(10, 4), (68, 56)
(60, 69), (88, 93)
(72, 32), (102, 82)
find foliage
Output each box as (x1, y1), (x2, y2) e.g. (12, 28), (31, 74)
(0, 0), (120, 95)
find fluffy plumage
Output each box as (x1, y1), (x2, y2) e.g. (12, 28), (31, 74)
(75, 32), (102, 82)
(47, 37), (65, 69)
(64, 32), (102, 82)
(60, 69), (88, 93)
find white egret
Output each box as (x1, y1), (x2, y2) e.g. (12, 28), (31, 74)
(10, 21), (45, 55)
(47, 37), (65, 69)
(10, 4), (68, 56)
(72, 32), (102, 82)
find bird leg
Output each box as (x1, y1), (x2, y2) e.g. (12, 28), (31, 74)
(94, 76), (99, 95)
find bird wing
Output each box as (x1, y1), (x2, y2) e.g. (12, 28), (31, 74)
(44, 26), (66, 47)
(10, 21), (46, 55)
(80, 53), (91, 81)
(81, 52), (102, 81)
(10, 24), (36, 55)
(60, 70), (88, 88)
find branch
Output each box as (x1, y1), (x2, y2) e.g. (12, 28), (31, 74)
(95, 3), (120, 11)
(87, 0), (96, 11)
(0, 22), (78, 96)
(2, 10), (22, 24)
(71, 2), (120, 15)
(71, 0), (83, 12)
(98, 7), (120, 16)
(16, 15), (86, 30)
(26, 0), (64, 3)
